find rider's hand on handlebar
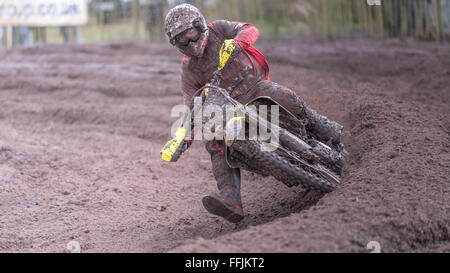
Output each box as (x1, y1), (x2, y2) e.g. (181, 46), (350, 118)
(218, 39), (241, 71)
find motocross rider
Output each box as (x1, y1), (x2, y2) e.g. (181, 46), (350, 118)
(164, 4), (342, 223)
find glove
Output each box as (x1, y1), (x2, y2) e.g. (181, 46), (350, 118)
(161, 127), (189, 162)
(218, 39), (241, 71)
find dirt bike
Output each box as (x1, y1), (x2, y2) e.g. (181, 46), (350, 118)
(161, 40), (345, 193)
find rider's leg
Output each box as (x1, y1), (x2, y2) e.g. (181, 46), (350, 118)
(242, 80), (343, 145)
(202, 140), (244, 223)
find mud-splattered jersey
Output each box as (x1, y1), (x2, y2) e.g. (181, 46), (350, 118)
(180, 20), (270, 105)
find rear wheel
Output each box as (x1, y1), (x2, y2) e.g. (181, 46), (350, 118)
(231, 140), (337, 193)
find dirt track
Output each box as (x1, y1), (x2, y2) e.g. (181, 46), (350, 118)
(0, 39), (449, 252)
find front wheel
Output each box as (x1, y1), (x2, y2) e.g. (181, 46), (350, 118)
(231, 140), (338, 193)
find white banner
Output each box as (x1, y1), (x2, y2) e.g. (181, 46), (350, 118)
(0, 0), (88, 26)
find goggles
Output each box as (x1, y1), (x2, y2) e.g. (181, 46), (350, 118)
(171, 27), (201, 47)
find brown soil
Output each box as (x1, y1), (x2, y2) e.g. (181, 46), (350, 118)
(0, 39), (449, 253)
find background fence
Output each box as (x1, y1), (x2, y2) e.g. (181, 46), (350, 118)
(1, 0), (449, 47)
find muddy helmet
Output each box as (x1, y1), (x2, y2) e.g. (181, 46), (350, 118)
(164, 4), (209, 58)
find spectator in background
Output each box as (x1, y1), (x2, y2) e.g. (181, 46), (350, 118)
(14, 26), (31, 46)
(32, 27), (47, 44)
(144, 0), (166, 41)
(60, 26), (83, 44)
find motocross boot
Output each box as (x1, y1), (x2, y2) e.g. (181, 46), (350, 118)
(299, 101), (343, 145)
(202, 141), (244, 223)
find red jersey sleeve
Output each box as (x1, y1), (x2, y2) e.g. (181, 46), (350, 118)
(211, 20), (258, 49)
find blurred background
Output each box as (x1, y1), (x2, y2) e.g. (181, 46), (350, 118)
(1, 0), (449, 48)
